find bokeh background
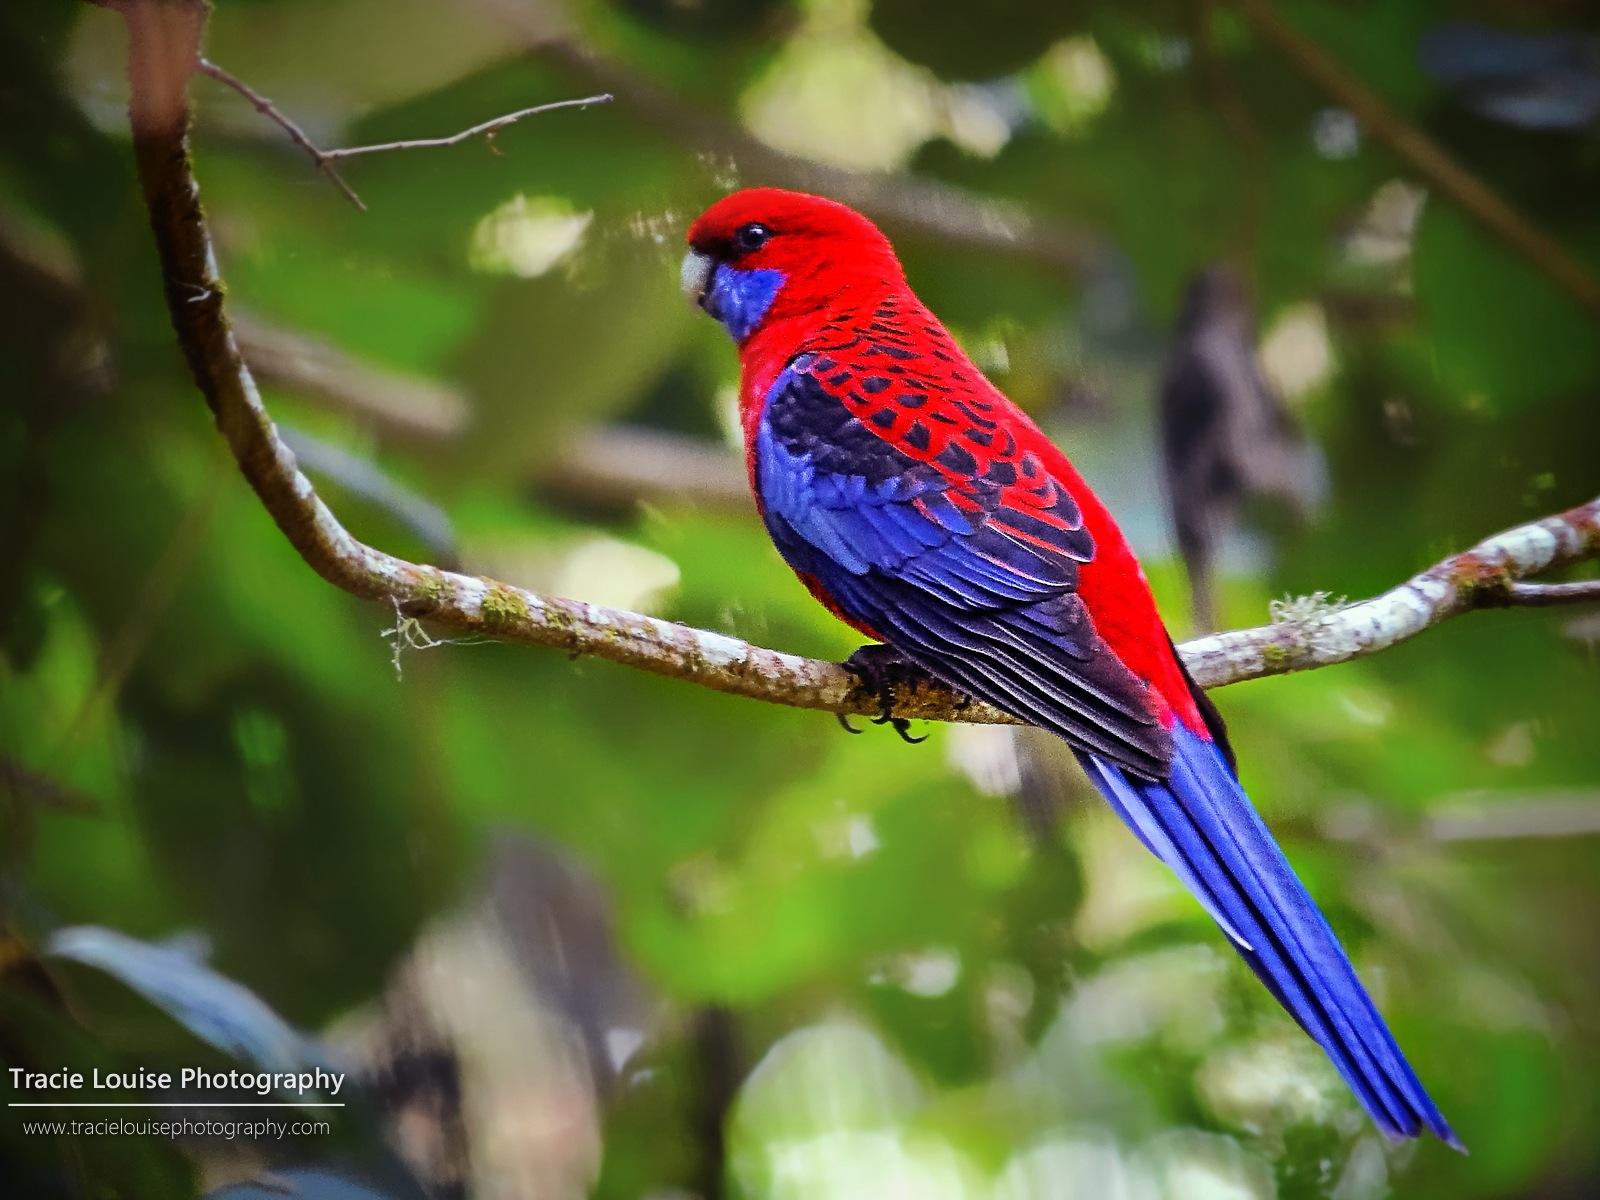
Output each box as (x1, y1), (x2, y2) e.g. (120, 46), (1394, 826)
(4, 0), (1600, 1197)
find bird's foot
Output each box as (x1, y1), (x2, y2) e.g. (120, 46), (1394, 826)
(840, 644), (934, 744)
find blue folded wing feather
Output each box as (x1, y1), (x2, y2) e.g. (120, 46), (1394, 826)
(753, 359), (1172, 775)
(754, 365), (1076, 602)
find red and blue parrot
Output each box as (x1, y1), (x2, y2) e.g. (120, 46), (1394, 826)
(682, 188), (1457, 1147)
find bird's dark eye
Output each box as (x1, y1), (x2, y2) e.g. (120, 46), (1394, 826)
(733, 223), (772, 255)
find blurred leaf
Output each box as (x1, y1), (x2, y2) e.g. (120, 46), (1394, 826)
(46, 925), (322, 1074)
(869, 0), (1087, 82)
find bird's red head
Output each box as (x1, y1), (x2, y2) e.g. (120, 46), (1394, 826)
(682, 188), (905, 344)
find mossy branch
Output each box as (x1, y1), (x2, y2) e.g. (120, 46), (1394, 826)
(107, 0), (1600, 731)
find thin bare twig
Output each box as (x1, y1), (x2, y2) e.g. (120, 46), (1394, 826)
(320, 95), (612, 160)
(1229, 0), (1600, 319)
(197, 58), (366, 210)
(197, 56), (610, 211)
(539, 426), (749, 514)
(113, 0), (1600, 730)
(231, 312), (470, 438)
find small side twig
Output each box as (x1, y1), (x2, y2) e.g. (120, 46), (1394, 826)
(1500, 580), (1600, 608)
(197, 58), (366, 210)
(320, 95), (612, 161)
(197, 57), (610, 211)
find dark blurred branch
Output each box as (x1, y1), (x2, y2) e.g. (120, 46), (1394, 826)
(232, 312), (470, 438)
(197, 55), (610, 211)
(689, 1005), (740, 1200)
(540, 425), (749, 513)
(0, 759), (99, 816)
(1428, 792), (1600, 842)
(278, 426), (461, 570)
(1230, 0), (1600, 319)
(109, 0), (1600, 732)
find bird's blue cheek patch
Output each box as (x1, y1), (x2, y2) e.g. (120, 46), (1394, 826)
(706, 266), (785, 342)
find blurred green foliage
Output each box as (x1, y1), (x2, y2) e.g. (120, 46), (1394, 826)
(2, 0), (1599, 1197)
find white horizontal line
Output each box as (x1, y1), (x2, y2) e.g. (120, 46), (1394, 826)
(7, 1107), (344, 1113)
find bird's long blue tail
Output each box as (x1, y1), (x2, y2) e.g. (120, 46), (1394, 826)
(1079, 723), (1460, 1147)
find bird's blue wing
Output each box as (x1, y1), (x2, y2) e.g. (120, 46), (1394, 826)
(754, 357), (1169, 775)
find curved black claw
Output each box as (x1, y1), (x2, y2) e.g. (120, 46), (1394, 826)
(840, 644), (940, 746)
(866, 709), (927, 743)
(836, 711), (862, 734)
(889, 718), (927, 744)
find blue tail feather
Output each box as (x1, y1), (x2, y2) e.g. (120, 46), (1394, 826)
(1080, 724), (1460, 1148)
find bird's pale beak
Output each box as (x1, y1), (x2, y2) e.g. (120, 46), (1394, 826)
(680, 249), (714, 311)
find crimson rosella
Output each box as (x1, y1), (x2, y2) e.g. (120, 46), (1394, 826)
(682, 187), (1457, 1147)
